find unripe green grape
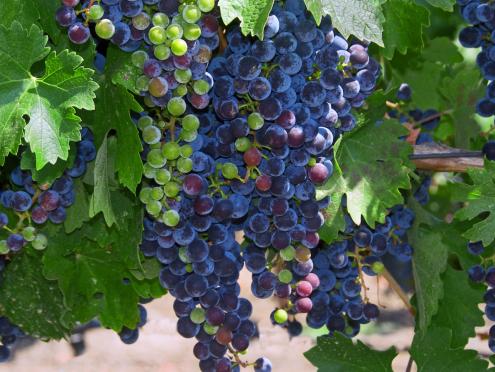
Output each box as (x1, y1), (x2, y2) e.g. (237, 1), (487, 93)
(181, 129), (198, 142)
(151, 187), (164, 201)
(147, 149), (167, 168)
(132, 12), (151, 31)
(193, 79), (210, 95)
(182, 114), (200, 132)
(139, 187), (152, 204)
(183, 23), (201, 40)
(146, 200), (162, 216)
(32, 234), (48, 250)
(148, 77), (169, 97)
(273, 309), (288, 324)
(132, 50), (149, 68)
(203, 323), (218, 335)
(95, 19), (115, 39)
(278, 269), (293, 284)
(235, 137), (251, 152)
(154, 44), (171, 60)
(164, 182), (180, 198)
(0, 240), (8, 254)
(174, 68), (192, 83)
(182, 5), (201, 23)
(222, 163), (238, 179)
(166, 24), (183, 40)
(178, 246), (190, 263)
(143, 163), (157, 179)
(162, 209), (180, 227)
(143, 95), (155, 108)
(156, 120), (167, 129)
(138, 115), (154, 130)
(190, 308), (205, 324)
(167, 97), (186, 116)
(177, 157), (193, 173)
(371, 261), (385, 274)
(142, 125), (161, 144)
(180, 145), (193, 158)
(171, 38), (188, 56)
(22, 226), (36, 242)
(175, 84), (188, 97)
(88, 4), (104, 20)
(197, 0), (215, 12)
(149, 26), (167, 45)
(155, 169), (171, 185)
(162, 142), (181, 160)
(185, 263), (193, 273)
(248, 112), (264, 130)
(152, 12), (170, 27)
(136, 75), (150, 92)
(280, 246), (296, 261)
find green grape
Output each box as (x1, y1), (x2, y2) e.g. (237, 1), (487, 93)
(136, 75), (150, 92)
(174, 68), (192, 83)
(280, 246), (296, 261)
(308, 158), (317, 167)
(88, 4), (104, 20)
(22, 226), (36, 242)
(132, 12), (151, 31)
(151, 187), (164, 201)
(162, 142), (181, 160)
(248, 112), (264, 130)
(177, 157), (193, 173)
(193, 79), (210, 95)
(182, 114), (200, 132)
(180, 145), (193, 158)
(197, 0), (215, 12)
(182, 5), (201, 23)
(203, 323), (218, 335)
(166, 24), (183, 40)
(164, 182), (180, 198)
(143, 163), (157, 179)
(155, 169), (172, 185)
(142, 125), (162, 144)
(154, 44), (171, 60)
(181, 129), (198, 142)
(143, 96), (155, 108)
(162, 209), (180, 227)
(148, 77), (169, 97)
(0, 240), (8, 254)
(235, 137), (251, 152)
(95, 19), (115, 39)
(190, 308), (205, 324)
(146, 200), (162, 216)
(147, 149), (167, 168)
(156, 120), (167, 129)
(273, 309), (288, 324)
(139, 187), (152, 204)
(222, 163), (238, 179)
(138, 115), (154, 130)
(178, 246), (191, 263)
(278, 269), (293, 284)
(371, 261), (385, 274)
(149, 26), (167, 45)
(152, 12), (170, 27)
(175, 84), (188, 97)
(167, 97), (186, 116)
(183, 23), (201, 40)
(32, 234), (48, 251)
(185, 263), (193, 273)
(132, 50), (149, 68)
(171, 39), (188, 56)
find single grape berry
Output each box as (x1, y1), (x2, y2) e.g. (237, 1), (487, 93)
(483, 141), (495, 161)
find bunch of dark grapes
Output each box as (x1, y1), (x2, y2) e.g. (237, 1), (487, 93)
(457, 0), (495, 117)
(0, 316), (25, 363)
(0, 128), (96, 254)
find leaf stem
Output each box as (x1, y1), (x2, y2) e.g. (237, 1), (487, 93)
(381, 268), (415, 316)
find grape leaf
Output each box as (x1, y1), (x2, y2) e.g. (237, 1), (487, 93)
(35, 0), (64, 44)
(411, 327), (488, 371)
(0, 0), (39, 29)
(83, 46), (143, 193)
(425, 0), (456, 11)
(218, 0), (275, 39)
(20, 146), (76, 185)
(409, 198), (448, 332)
(106, 47), (141, 94)
(0, 249), (74, 339)
(304, 334), (396, 371)
(317, 120), (413, 240)
(304, 0), (384, 46)
(0, 22), (98, 169)
(64, 178), (90, 233)
(452, 161), (495, 246)
(381, 0), (430, 59)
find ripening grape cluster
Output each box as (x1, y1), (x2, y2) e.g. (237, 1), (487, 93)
(458, 0), (495, 117)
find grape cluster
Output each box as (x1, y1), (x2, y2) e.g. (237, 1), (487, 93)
(0, 128), (96, 254)
(458, 0), (495, 117)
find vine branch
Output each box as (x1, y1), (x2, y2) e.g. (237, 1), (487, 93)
(381, 268), (415, 317)
(410, 143), (484, 172)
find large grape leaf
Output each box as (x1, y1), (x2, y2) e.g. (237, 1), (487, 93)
(304, 0), (384, 46)
(0, 22), (98, 169)
(381, 0), (430, 59)
(20, 146), (76, 185)
(452, 161), (495, 246)
(317, 120), (413, 241)
(218, 0), (275, 39)
(64, 178), (90, 233)
(425, 0), (456, 11)
(0, 0), (39, 29)
(0, 250), (74, 339)
(304, 334), (396, 371)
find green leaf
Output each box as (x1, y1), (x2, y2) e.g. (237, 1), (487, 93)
(381, 0), (430, 59)
(0, 22), (98, 169)
(421, 37), (463, 64)
(317, 120), (412, 240)
(304, 334), (396, 372)
(304, 0), (384, 46)
(20, 147), (76, 185)
(452, 161), (495, 246)
(411, 327), (488, 371)
(64, 178), (90, 233)
(409, 198), (448, 332)
(0, 0), (39, 29)
(318, 188), (346, 244)
(425, 0), (456, 12)
(35, 0), (64, 44)
(106, 46), (141, 94)
(218, 0), (275, 39)
(0, 250), (73, 339)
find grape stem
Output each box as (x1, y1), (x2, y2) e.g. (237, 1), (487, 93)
(381, 268), (415, 316)
(412, 109), (453, 127)
(411, 143), (484, 172)
(405, 356), (414, 372)
(227, 344), (250, 368)
(218, 26), (228, 53)
(354, 247), (369, 302)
